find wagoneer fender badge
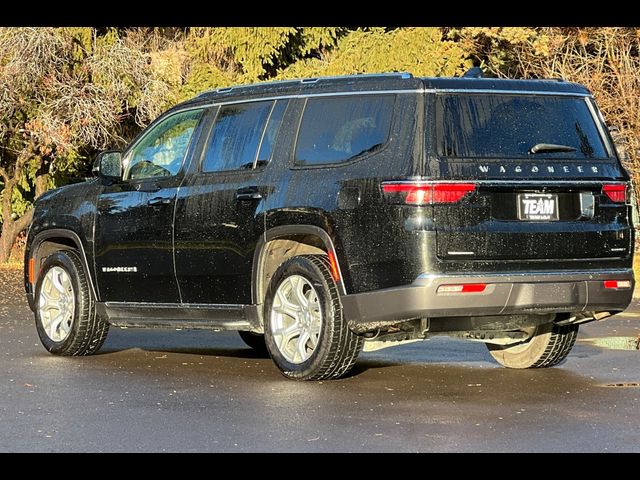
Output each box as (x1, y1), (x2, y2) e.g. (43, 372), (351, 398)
(101, 267), (138, 273)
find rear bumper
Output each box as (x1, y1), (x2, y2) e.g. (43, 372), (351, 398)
(341, 269), (634, 332)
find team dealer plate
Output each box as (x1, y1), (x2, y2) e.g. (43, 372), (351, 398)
(517, 193), (559, 221)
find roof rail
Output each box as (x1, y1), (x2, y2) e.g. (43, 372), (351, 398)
(196, 72), (413, 98)
(462, 67), (484, 78)
(300, 72), (413, 83)
(196, 78), (301, 98)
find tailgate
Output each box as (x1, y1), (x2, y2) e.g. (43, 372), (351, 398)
(435, 181), (631, 261)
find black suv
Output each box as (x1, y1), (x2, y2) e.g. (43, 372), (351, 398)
(24, 72), (635, 380)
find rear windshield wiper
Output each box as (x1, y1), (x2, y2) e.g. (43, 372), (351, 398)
(529, 143), (577, 154)
(348, 142), (384, 160)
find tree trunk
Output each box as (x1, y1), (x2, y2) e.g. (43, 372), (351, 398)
(0, 208), (33, 263)
(0, 224), (14, 263)
(0, 154), (46, 264)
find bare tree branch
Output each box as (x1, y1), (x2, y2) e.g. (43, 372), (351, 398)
(13, 208), (33, 235)
(0, 27), (177, 262)
(0, 166), (9, 184)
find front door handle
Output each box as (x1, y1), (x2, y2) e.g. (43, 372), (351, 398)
(147, 197), (172, 207)
(236, 186), (263, 201)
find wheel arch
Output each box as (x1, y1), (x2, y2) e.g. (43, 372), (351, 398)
(27, 229), (97, 304)
(252, 225), (346, 310)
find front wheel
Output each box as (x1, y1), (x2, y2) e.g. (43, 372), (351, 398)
(264, 254), (363, 381)
(34, 250), (109, 356)
(487, 322), (579, 369)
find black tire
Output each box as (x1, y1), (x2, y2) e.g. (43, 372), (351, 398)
(34, 250), (109, 356)
(238, 331), (268, 356)
(487, 322), (579, 369)
(264, 254), (363, 381)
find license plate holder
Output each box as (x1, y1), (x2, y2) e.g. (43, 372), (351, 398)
(517, 193), (559, 221)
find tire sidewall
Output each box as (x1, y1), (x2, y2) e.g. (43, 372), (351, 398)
(34, 251), (88, 354)
(264, 257), (337, 378)
(487, 322), (578, 369)
(488, 327), (552, 369)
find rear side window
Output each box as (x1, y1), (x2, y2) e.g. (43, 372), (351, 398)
(203, 101), (272, 172)
(436, 94), (608, 159)
(295, 95), (395, 166)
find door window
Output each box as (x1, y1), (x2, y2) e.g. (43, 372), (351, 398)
(124, 108), (204, 180)
(256, 100), (287, 164)
(202, 101), (273, 172)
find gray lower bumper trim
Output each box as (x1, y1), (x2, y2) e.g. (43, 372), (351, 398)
(341, 269), (634, 332)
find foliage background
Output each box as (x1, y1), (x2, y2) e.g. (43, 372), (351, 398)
(1, 27), (639, 262)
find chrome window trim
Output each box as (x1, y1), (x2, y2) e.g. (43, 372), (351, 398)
(149, 88), (589, 127)
(433, 89), (590, 97)
(126, 87), (594, 164)
(124, 90), (424, 157)
(204, 89), (424, 107)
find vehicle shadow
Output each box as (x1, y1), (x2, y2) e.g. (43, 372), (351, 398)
(97, 328), (607, 377)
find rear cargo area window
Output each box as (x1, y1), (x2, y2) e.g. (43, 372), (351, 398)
(436, 94), (608, 159)
(295, 95), (394, 166)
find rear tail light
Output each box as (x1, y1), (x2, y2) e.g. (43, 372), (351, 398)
(437, 283), (487, 294)
(603, 280), (632, 290)
(602, 184), (628, 203)
(382, 182), (476, 205)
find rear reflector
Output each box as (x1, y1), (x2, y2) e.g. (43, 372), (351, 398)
(603, 280), (632, 290)
(602, 184), (627, 203)
(437, 283), (487, 294)
(382, 182), (476, 205)
(327, 250), (341, 282)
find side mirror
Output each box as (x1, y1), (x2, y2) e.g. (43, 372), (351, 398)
(92, 151), (123, 180)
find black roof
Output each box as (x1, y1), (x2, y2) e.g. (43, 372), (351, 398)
(175, 72), (590, 111)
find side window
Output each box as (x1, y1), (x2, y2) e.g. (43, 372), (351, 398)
(257, 100), (287, 164)
(124, 108), (203, 181)
(294, 95), (395, 166)
(202, 101), (273, 173)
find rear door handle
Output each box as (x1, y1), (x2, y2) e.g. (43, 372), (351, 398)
(236, 186), (262, 201)
(147, 197), (172, 206)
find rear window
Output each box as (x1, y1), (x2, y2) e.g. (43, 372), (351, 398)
(295, 95), (395, 166)
(436, 94), (608, 159)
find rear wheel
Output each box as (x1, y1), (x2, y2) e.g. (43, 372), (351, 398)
(264, 254), (363, 381)
(34, 250), (109, 356)
(487, 322), (579, 369)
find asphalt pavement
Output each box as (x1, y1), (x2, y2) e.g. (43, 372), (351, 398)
(1, 268), (638, 452)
